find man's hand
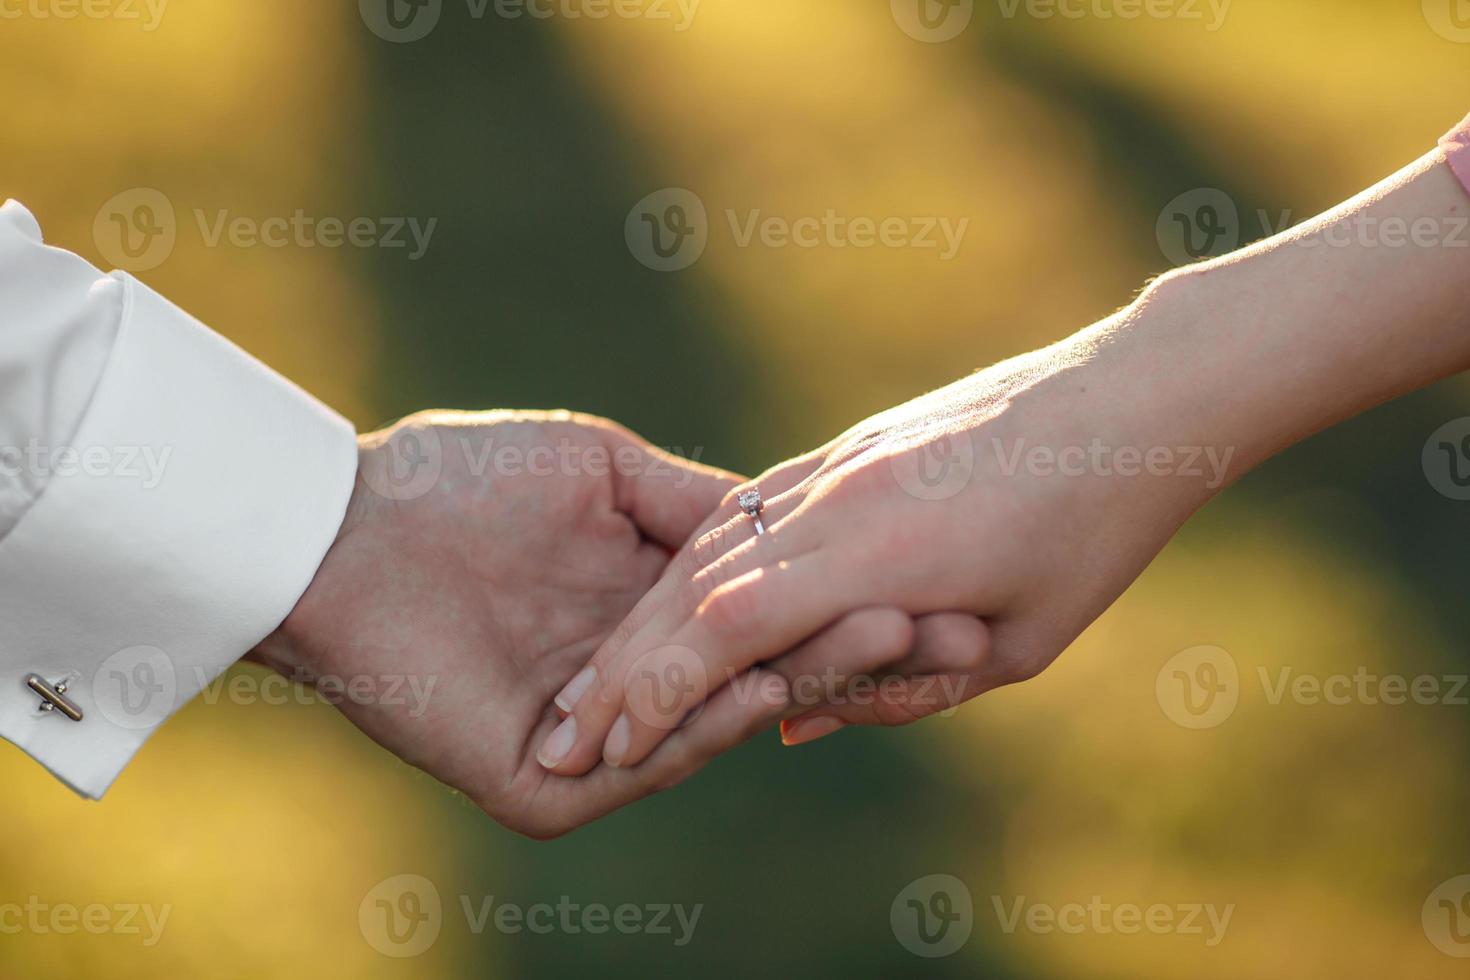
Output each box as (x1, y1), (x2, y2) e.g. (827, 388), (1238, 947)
(252, 410), (924, 838)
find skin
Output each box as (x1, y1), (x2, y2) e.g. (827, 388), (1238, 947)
(253, 410), (981, 838)
(542, 148), (1470, 774)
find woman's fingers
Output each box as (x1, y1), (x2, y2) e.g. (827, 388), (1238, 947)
(601, 549), (884, 770)
(539, 508), (809, 775)
(529, 611), (987, 837)
(537, 667), (793, 837)
(552, 454), (824, 722)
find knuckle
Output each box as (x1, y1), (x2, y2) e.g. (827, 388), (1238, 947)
(1002, 652), (1049, 684)
(698, 580), (762, 637)
(691, 522), (736, 570)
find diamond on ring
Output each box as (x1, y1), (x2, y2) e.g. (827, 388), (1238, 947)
(737, 488), (766, 535)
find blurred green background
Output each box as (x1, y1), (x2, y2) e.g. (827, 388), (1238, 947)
(3, 1), (1470, 976)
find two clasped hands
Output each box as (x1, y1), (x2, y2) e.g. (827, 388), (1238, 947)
(255, 136), (1470, 838)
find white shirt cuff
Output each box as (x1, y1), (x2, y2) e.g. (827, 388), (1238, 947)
(0, 272), (358, 798)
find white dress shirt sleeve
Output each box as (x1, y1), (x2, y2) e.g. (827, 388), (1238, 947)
(0, 200), (359, 799)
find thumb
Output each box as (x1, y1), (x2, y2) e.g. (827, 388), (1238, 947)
(608, 428), (743, 550)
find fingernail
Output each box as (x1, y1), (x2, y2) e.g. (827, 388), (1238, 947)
(555, 667), (597, 713)
(536, 716), (577, 769)
(780, 716), (847, 747)
(604, 715), (631, 768)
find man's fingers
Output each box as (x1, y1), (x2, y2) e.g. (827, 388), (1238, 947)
(611, 440), (744, 552)
(778, 670), (972, 738)
(776, 614), (992, 739)
(763, 607), (915, 714)
(551, 454), (822, 725)
(889, 612), (991, 676)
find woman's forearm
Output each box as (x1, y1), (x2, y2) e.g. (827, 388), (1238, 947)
(1093, 147), (1470, 486)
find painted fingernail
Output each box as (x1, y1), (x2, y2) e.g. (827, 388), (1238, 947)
(536, 716), (577, 769)
(555, 667), (597, 713)
(604, 715), (631, 768)
(780, 716), (847, 747)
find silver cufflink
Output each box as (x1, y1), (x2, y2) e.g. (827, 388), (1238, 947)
(25, 674), (83, 722)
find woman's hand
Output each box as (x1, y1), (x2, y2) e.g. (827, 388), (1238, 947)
(536, 284), (1231, 773)
(538, 143), (1470, 775)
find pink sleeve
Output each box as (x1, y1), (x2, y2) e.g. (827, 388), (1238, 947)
(1441, 113), (1470, 195)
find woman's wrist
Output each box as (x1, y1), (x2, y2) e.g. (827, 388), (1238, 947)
(1085, 149), (1470, 492)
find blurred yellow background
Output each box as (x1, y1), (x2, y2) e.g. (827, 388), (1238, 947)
(2, 1), (1469, 976)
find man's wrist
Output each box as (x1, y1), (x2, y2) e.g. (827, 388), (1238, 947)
(253, 443), (373, 679)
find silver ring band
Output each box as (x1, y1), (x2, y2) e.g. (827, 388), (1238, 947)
(737, 488), (766, 536)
